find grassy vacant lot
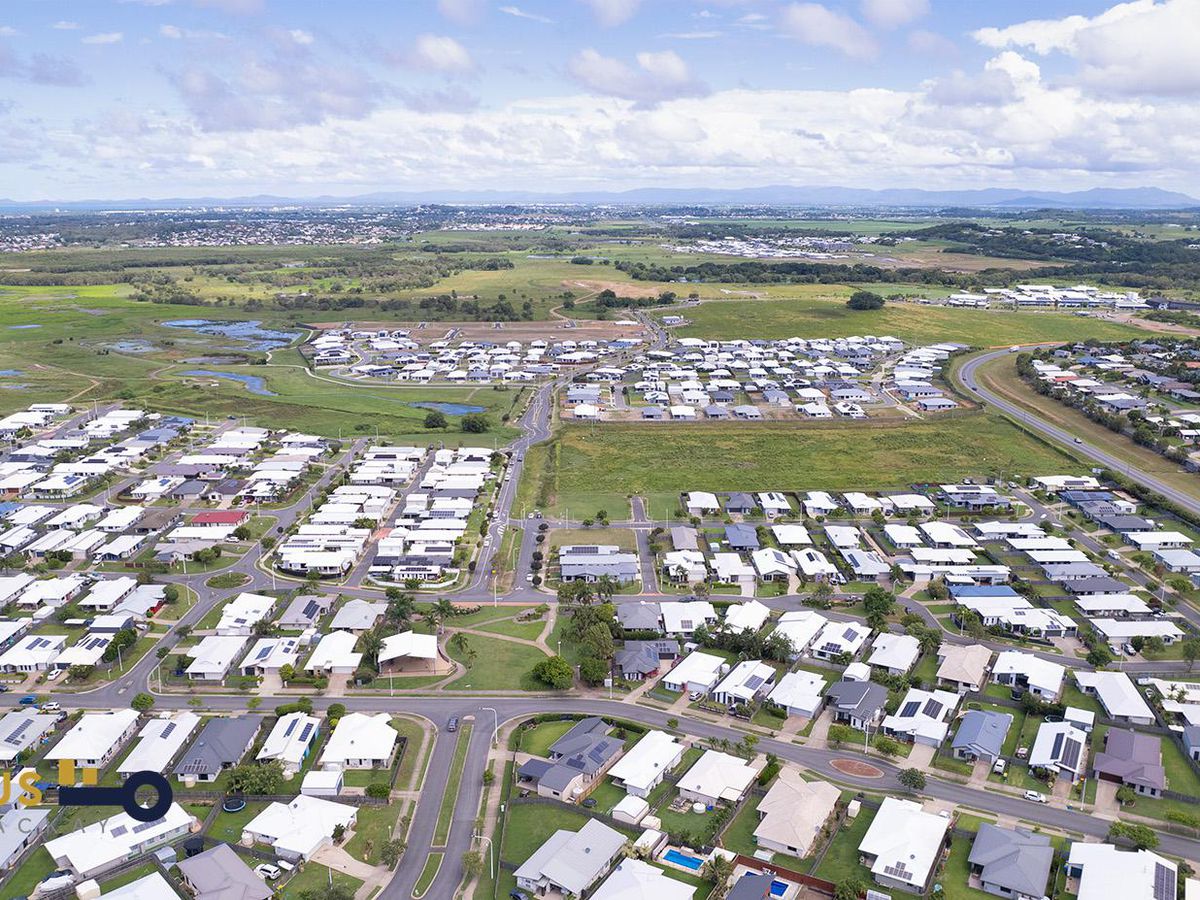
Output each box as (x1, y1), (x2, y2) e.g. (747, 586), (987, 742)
(524, 414), (1081, 518)
(500, 803), (592, 866)
(519, 719), (578, 757)
(661, 296), (1143, 345)
(446, 632), (548, 691)
(281, 865), (362, 900)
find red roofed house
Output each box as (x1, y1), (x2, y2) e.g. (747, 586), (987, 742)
(191, 510), (250, 526)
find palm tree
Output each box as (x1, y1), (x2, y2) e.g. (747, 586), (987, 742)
(433, 598), (456, 633)
(701, 854), (734, 888)
(595, 575), (616, 602)
(357, 629), (384, 671)
(448, 632), (475, 665)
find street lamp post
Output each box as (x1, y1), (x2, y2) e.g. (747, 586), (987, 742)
(472, 833), (494, 880)
(481, 706), (499, 747)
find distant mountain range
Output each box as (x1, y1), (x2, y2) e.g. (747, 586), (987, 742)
(1, 185), (1196, 211)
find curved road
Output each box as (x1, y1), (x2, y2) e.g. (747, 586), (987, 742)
(956, 348), (1200, 518)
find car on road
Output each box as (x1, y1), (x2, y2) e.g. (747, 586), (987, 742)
(17, 696), (36, 706)
(1023, 790), (1048, 803)
(447, 716), (459, 733)
(1074, 437), (1083, 444)
(254, 865), (281, 881)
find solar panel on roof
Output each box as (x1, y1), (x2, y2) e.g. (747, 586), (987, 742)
(842, 627), (858, 640)
(110, 825), (127, 838)
(160, 722), (176, 739)
(4, 719), (34, 744)
(283, 718), (298, 737)
(298, 723), (314, 743)
(901, 701), (921, 718)
(922, 700), (944, 719)
(883, 861), (912, 881)
(1154, 863), (1175, 900)
(132, 819), (160, 833)
(1051, 733), (1064, 758)
(1061, 738), (1082, 771)
(745, 675), (765, 691)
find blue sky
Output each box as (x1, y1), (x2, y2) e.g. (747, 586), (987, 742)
(0, 0), (1197, 200)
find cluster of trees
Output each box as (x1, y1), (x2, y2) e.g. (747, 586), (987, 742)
(563, 603), (618, 685)
(422, 410), (492, 434)
(846, 290), (884, 311)
(591, 288), (678, 310)
(691, 621), (795, 664)
(101, 628), (138, 664)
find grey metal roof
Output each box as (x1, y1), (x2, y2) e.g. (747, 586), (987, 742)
(952, 710), (1013, 759)
(177, 842), (273, 900)
(1093, 728), (1166, 791)
(825, 680), (888, 718)
(173, 716), (259, 777)
(968, 824), (1054, 899)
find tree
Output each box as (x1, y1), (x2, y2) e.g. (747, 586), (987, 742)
(327, 703), (346, 720)
(873, 735), (902, 757)
(1087, 645), (1114, 668)
(1108, 820), (1159, 850)
(227, 760), (284, 795)
(163, 583), (181, 605)
(834, 879), (866, 900)
(579, 657), (609, 685)
(131, 692), (155, 712)
(847, 290), (884, 311)
(232, 525), (251, 541)
(701, 853), (734, 886)
(67, 664), (94, 682)
(1116, 785), (1137, 806)
(1184, 638), (1200, 671)
(581, 623), (615, 661)
(827, 724), (859, 747)
(279, 663), (295, 683)
(423, 411), (448, 430)
(461, 850), (484, 880)
(380, 839), (406, 869)
(898, 768), (926, 792)
(531, 655), (574, 689)
(102, 628), (137, 664)
(449, 632), (476, 665)
(1142, 635), (1167, 658)
(461, 413), (491, 434)
(332, 823), (346, 843)
(357, 629), (384, 670)
(863, 585), (895, 631)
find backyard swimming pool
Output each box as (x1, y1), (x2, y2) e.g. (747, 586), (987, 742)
(663, 849), (703, 871)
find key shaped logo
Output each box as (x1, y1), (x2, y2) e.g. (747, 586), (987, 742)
(57, 760), (173, 823)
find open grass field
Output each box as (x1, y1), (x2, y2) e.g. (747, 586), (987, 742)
(519, 719), (578, 757)
(445, 632), (549, 690)
(659, 295), (1144, 345)
(499, 803), (592, 866)
(523, 413), (1083, 519)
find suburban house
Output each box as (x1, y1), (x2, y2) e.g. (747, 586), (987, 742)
(1028, 720), (1087, 782)
(952, 710), (1013, 763)
(519, 717), (624, 802)
(321, 712), (398, 770)
(591, 859), (695, 900)
(305, 631), (363, 675)
(1065, 844), (1177, 900)
(881, 686), (960, 746)
(661, 650), (726, 694)
(825, 680), (889, 730)
(711, 660), (776, 707)
(173, 716), (260, 783)
(867, 633), (920, 675)
(244, 795), (357, 861)
(185, 635), (248, 681)
(612, 640), (679, 680)
(0, 709), (58, 763)
(936, 644), (992, 694)
(1073, 671), (1155, 725)
(215, 592), (275, 636)
(606, 730), (683, 798)
(753, 769), (839, 858)
(46, 709), (139, 770)
(810, 620), (870, 661)
(514, 819), (626, 899)
(769, 670), (827, 718)
(660, 601), (718, 637)
(119, 711), (202, 776)
(991, 651), (1065, 701)
(378, 631), (441, 674)
(967, 824), (1054, 900)
(177, 843), (272, 900)
(677, 749), (760, 806)
(45, 803), (194, 879)
(257, 712), (320, 774)
(1092, 728), (1166, 798)
(858, 797), (949, 894)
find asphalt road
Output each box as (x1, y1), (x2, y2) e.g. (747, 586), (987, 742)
(956, 348), (1200, 518)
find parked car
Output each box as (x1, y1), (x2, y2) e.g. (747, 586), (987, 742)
(447, 716), (459, 733)
(992, 758), (1006, 775)
(254, 865), (281, 881)
(688, 691), (702, 702)
(46, 670), (62, 682)
(1023, 790), (1048, 803)
(1123, 643), (1137, 656)
(41, 702), (60, 712)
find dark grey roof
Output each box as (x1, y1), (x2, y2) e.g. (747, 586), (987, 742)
(1093, 728), (1166, 791)
(727, 873), (772, 900)
(177, 842), (272, 900)
(952, 710), (1012, 759)
(518, 758), (553, 781)
(1185, 725), (1200, 751)
(968, 824), (1053, 898)
(616, 602), (661, 631)
(725, 492), (756, 512)
(278, 593), (333, 626)
(725, 523), (760, 549)
(614, 640), (679, 675)
(173, 716), (259, 777)
(1063, 576), (1128, 595)
(825, 680), (888, 719)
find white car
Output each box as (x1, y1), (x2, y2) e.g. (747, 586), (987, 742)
(1023, 790), (1048, 804)
(992, 758), (1006, 775)
(46, 669), (63, 681)
(42, 701), (61, 712)
(254, 864), (282, 881)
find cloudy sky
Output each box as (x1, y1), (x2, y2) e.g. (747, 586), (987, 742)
(0, 0), (1197, 200)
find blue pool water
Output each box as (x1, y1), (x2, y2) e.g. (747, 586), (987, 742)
(182, 370), (276, 396)
(663, 850), (703, 871)
(410, 402), (486, 416)
(770, 881), (789, 897)
(163, 319), (298, 351)
(0, 370), (22, 376)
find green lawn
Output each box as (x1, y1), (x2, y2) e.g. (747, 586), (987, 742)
(523, 415), (1081, 517)
(344, 804), (398, 865)
(472, 616), (547, 641)
(281, 864), (362, 900)
(661, 295), (1142, 345)
(0, 847), (55, 900)
(433, 724), (474, 846)
(814, 806), (878, 885)
(412, 853), (443, 898)
(208, 801), (268, 844)
(500, 803), (592, 866)
(445, 633), (549, 691)
(395, 716), (430, 790)
(520, 719), (578, 757)
(1162, 735), (1200, 796)
(939, 836), (1001, 900)
(584, 776), (629, 814)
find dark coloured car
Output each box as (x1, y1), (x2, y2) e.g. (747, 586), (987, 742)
(447, 716), (459, 733)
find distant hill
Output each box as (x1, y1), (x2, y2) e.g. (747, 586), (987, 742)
(0, 185), (1195, 211)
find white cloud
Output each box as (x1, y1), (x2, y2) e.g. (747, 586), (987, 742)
(499, 6), (554, 24)
(581, 0), (642, 27)
(405, 34), (474, 73)
(288, 29), (315, 46)
(860, 0), (928, 29)
(661, 31), (723, 39)
(53, 21), (81, 30)
(160, 23), (228, 40)
(82, 32), (124, 45)
(973, 0), (1200, 95)
(780, 3), (877, 59)
(0, 26), (17, 38)
(160, 24), (183, 38)
(569, 47), (708, 106)
(437, 0), (485, 25)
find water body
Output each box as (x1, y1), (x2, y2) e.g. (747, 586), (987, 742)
(410, 402), (486, 416)
(0, 370), (23, 376)
(183, 356), (247, 365)
(181, 370), (277, 396)
(108, 340), (156, 353)
(163, 319), (299, 351)
(8, 324), (40, 330)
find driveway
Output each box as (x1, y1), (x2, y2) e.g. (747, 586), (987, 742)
(907, 742), (937, 770)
